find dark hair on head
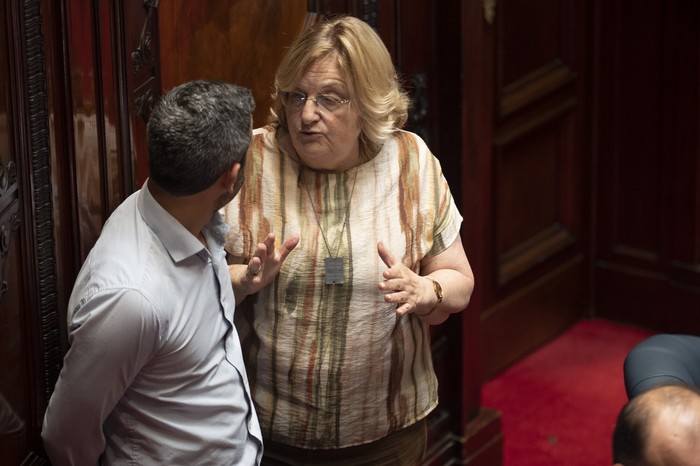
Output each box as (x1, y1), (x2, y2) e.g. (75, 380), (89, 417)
(147, 80), (255, 196)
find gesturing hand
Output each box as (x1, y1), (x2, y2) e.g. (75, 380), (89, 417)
(232, 233), (300, 302)
(376, 241), (434, 317)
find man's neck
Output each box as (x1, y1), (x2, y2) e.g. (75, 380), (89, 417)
(147, 180), (213, 240)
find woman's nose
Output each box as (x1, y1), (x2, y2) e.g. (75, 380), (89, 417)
(300, 99), (321, 123)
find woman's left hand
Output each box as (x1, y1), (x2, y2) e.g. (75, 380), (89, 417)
(377, 241), (437, 317)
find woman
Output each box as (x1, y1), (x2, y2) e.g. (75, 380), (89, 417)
(224, 15), (474, 465)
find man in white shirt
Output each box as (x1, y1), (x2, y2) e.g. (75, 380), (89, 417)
(41, 80), (294, 465)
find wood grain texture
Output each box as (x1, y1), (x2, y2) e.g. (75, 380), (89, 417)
(158, 0), (308, 127)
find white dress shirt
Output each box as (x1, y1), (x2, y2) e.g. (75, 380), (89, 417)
(42, 181), (262, 465)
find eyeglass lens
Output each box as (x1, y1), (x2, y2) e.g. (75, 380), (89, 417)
(283, 92), (348, 112)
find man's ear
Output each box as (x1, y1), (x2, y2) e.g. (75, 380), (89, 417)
(224, 163), (241, 193)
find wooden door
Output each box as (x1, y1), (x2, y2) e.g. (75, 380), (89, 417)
(462, 0), (591, 379)
(594, 1), (700, 332)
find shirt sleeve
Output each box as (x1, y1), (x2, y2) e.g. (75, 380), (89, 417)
(42, 288), (160, 466)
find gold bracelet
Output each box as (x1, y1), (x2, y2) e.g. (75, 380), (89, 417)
(417, 278), (443, 317)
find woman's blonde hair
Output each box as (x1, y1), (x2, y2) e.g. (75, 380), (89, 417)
(268, 15), (410, 161)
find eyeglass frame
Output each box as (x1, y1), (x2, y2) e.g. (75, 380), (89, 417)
(280, 90), (351, 113)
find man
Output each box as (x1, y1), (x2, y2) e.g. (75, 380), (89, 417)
(612, 384), (700, 466)
(42, 80), (291, 465)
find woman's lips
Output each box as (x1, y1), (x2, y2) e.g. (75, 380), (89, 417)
(299, 131), (322, 140)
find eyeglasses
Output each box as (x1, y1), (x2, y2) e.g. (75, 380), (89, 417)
(281, 91), (350, 113)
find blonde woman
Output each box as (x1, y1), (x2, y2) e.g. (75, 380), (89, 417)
(224, 16), (474, 465)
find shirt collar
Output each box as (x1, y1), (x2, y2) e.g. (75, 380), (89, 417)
(138, 180), (228, 263)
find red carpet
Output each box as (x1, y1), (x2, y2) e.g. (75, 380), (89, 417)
(482, 319), (654, 466)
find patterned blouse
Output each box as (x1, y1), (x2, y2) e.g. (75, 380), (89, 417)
(222, 125), (463, 449)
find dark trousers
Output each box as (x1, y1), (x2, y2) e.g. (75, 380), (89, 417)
(261, 419), (427, 466)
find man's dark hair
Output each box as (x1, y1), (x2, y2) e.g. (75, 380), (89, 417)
(147, 80), (255, 196)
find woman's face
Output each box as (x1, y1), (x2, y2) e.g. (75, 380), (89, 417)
(285, 54), (362, 172)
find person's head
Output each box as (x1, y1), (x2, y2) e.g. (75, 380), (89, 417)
(147, 79), (255, 197)
(269, 15), (409, 171)
(613, 384), (700, 466)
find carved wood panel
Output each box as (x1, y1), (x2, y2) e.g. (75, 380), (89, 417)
(0, 0), (162, 462)
(1, 0), (60, 464)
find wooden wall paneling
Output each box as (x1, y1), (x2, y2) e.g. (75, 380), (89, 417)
(461, 0), (495, 382)
(63, 0), (110, 258)
(594, 0), (700, 332)
(43, 0), (82, 351)
(461, 1), (504, 463)
(31, 0), (155, 378)
(470, 0), (590, 379)
(595, 1), (663, 271)
(64, 0), (156, 250)
(0, 4), (30, 462)
(121, 0), (161, 188)
(667, 0), (700, 288)
(666, 5), (697, 260)
(97, 0), (128, 207)
(307, 1), (395, 57)
(0, 0), (60, 463)
(158, 0), (308, 130)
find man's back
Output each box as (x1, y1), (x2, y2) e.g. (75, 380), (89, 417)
(43, 185), (259, 465)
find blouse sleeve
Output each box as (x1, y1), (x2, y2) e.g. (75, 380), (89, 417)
(424, 143), (463, 257)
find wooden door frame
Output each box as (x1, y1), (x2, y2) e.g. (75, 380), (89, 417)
(4, 0), (61, 462)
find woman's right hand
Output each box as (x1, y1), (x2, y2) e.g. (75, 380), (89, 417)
(229, 232), (300, 303)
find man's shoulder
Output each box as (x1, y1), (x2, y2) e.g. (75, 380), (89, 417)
(75, 200), (165, 300)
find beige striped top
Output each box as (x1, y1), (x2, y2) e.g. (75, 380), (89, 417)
(222, 125), (463, 449)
